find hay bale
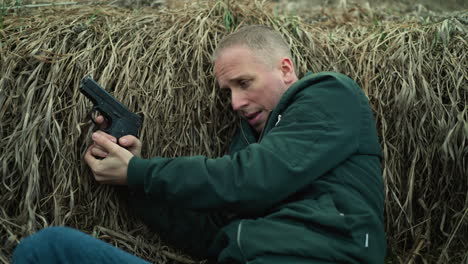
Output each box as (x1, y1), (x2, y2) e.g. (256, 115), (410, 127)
(0, 1), (466, 263)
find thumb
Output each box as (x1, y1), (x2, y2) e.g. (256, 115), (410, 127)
(120, 135), (141, 147)
(118, 135), (141, 157)
(119, 135), (134, 147)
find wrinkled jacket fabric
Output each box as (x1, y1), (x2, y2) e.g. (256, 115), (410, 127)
(127, 72), (386, 263)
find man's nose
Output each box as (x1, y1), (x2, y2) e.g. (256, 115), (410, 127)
(231, 91), (248, 111)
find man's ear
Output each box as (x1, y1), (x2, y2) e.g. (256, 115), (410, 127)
(279, 57), (297, 85)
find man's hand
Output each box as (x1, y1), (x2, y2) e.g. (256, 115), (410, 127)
(84, 130), (134, 185)
(94, 115), (142, 157)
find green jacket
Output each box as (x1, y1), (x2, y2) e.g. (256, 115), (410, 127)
(127, 72), (386, 263)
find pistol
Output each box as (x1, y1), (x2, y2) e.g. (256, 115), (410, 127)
(79, 75), (142, 142)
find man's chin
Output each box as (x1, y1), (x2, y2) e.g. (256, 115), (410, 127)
(253, 122), (265, 134)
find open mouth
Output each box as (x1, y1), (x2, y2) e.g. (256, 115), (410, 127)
(245, 111), (260, 120)
(245, 111), (262, 125)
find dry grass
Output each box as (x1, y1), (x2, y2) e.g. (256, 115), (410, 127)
(0, 1), (467, 263)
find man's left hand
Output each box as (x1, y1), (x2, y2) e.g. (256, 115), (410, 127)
(84, 130), (134, 185)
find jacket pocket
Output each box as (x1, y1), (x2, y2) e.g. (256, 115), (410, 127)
(235, 194), (372, 263)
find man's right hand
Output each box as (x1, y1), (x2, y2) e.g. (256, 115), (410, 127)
(92, 115), (142, 157)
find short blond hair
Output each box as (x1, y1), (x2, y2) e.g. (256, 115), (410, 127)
(212, 25), (294, 68)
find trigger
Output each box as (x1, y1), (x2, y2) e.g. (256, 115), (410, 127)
(87, 106), (100, 125)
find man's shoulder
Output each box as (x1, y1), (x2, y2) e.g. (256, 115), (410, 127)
(298, 71), (360, 90)
(301, 71), (352, 79)
(284, 71), (363, 106)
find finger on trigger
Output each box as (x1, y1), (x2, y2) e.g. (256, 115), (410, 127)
(96, 115), (105, 124)
(95, 115), (110, 130)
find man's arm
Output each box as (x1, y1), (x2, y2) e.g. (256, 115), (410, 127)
(127, 75), (366, 214)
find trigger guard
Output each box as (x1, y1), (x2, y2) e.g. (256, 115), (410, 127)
(87, 106), (100, 126)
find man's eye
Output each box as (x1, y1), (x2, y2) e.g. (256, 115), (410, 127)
(239, 80), (250, 89)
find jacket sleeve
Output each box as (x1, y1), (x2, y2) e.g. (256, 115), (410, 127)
(127, 76), (363, 214)
(127, 192), (232, 259)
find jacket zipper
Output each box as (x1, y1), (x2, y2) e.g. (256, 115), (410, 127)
(237, 220), (247, 262)
(240, 120), (250, 145)
(258, 111), (273, 143)
(240, 111), (275, 144)
(236, 112), (279, 262)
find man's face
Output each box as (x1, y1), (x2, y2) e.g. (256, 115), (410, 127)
(214, 46), (289, 133)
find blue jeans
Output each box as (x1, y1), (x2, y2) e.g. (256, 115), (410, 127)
(12, 226), (151, 264)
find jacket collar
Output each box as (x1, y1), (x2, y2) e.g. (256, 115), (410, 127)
(240, 72), (315, 143)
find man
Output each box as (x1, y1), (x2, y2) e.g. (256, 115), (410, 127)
(12, 25), (386, 263)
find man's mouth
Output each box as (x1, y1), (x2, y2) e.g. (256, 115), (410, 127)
(245, 111), (262, 125)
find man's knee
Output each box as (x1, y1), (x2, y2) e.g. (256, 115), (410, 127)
(19, 226), (76, 246)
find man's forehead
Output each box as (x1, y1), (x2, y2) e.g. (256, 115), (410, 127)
(214, 49), (247, 76)
(217, 45), (268, 67)
(214, 57), (256, 87)
(214, 46), (265, 73)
